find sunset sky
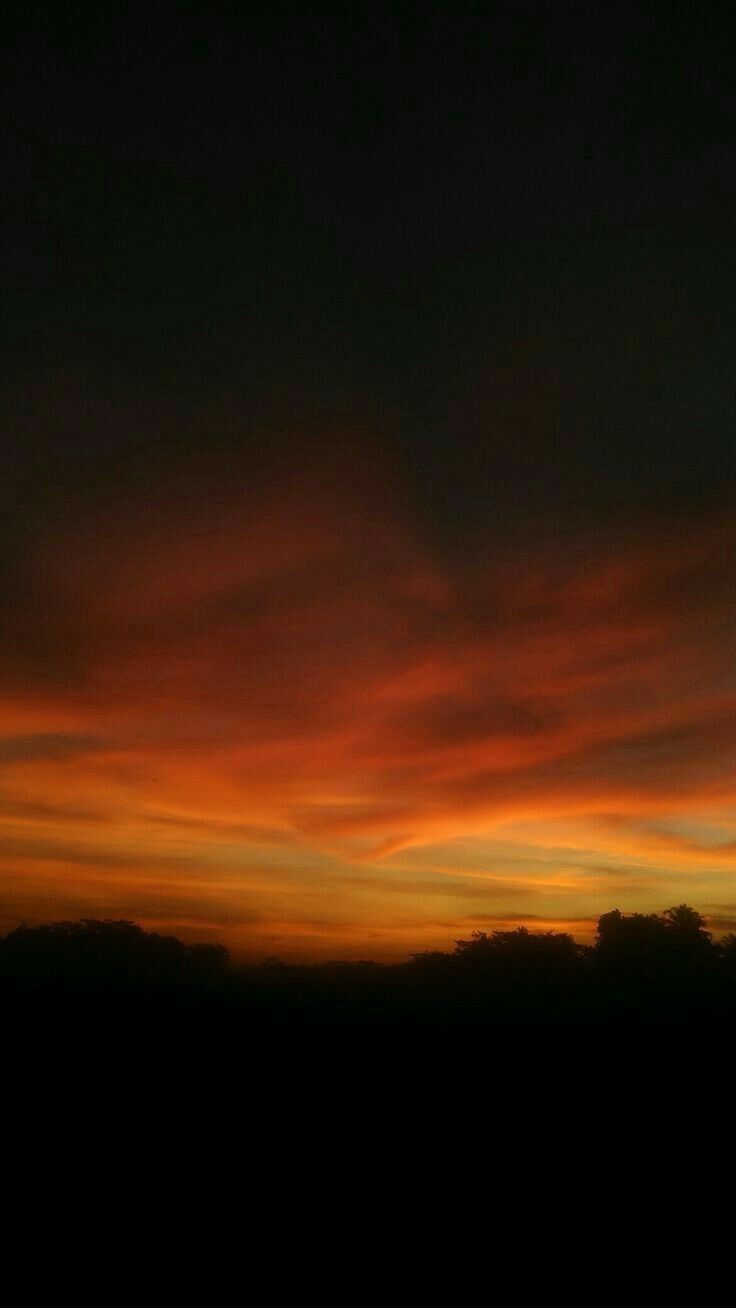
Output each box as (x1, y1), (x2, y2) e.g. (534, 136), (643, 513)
(3, 8), (735, 958)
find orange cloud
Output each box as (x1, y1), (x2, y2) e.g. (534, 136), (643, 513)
(3, 464), (736, 957)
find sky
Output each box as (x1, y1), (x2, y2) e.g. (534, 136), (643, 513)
(3, 6), (736, 958)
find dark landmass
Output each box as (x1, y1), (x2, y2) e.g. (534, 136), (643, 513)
(5, 904), (734, 1143)
(3, 904), (734, 1035)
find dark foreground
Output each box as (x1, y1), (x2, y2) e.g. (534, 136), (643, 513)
(4, 909), (734, 1158)
(3, 907), (735, 1059)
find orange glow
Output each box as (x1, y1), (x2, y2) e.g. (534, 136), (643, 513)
(3, 469), (736, 958)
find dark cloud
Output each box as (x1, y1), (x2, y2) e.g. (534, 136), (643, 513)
(336, 875), (538, 901)
(0, 734), (105, 763)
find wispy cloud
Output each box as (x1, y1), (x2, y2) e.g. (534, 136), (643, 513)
(3, 467), (736, 956)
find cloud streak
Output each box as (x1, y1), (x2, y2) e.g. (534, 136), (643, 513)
(3, 456), (736, 956)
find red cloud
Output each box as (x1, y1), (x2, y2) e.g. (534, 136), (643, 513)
(3, 465), (736, 957)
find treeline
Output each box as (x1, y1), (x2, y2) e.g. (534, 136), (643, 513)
(2, 904), (736, 1027)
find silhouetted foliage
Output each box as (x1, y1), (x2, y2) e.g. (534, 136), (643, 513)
(0, 918), (229, 991)
(1, 907), (734, 1042)
(453, 926), (584, 970)
(596, 904), (713, 973)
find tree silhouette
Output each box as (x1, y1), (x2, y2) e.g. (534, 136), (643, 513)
(596, 905), (714, 974)
(0, 918), (229, 989)
(662, 904), (709, 934)
(453, 927), (583, 970)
